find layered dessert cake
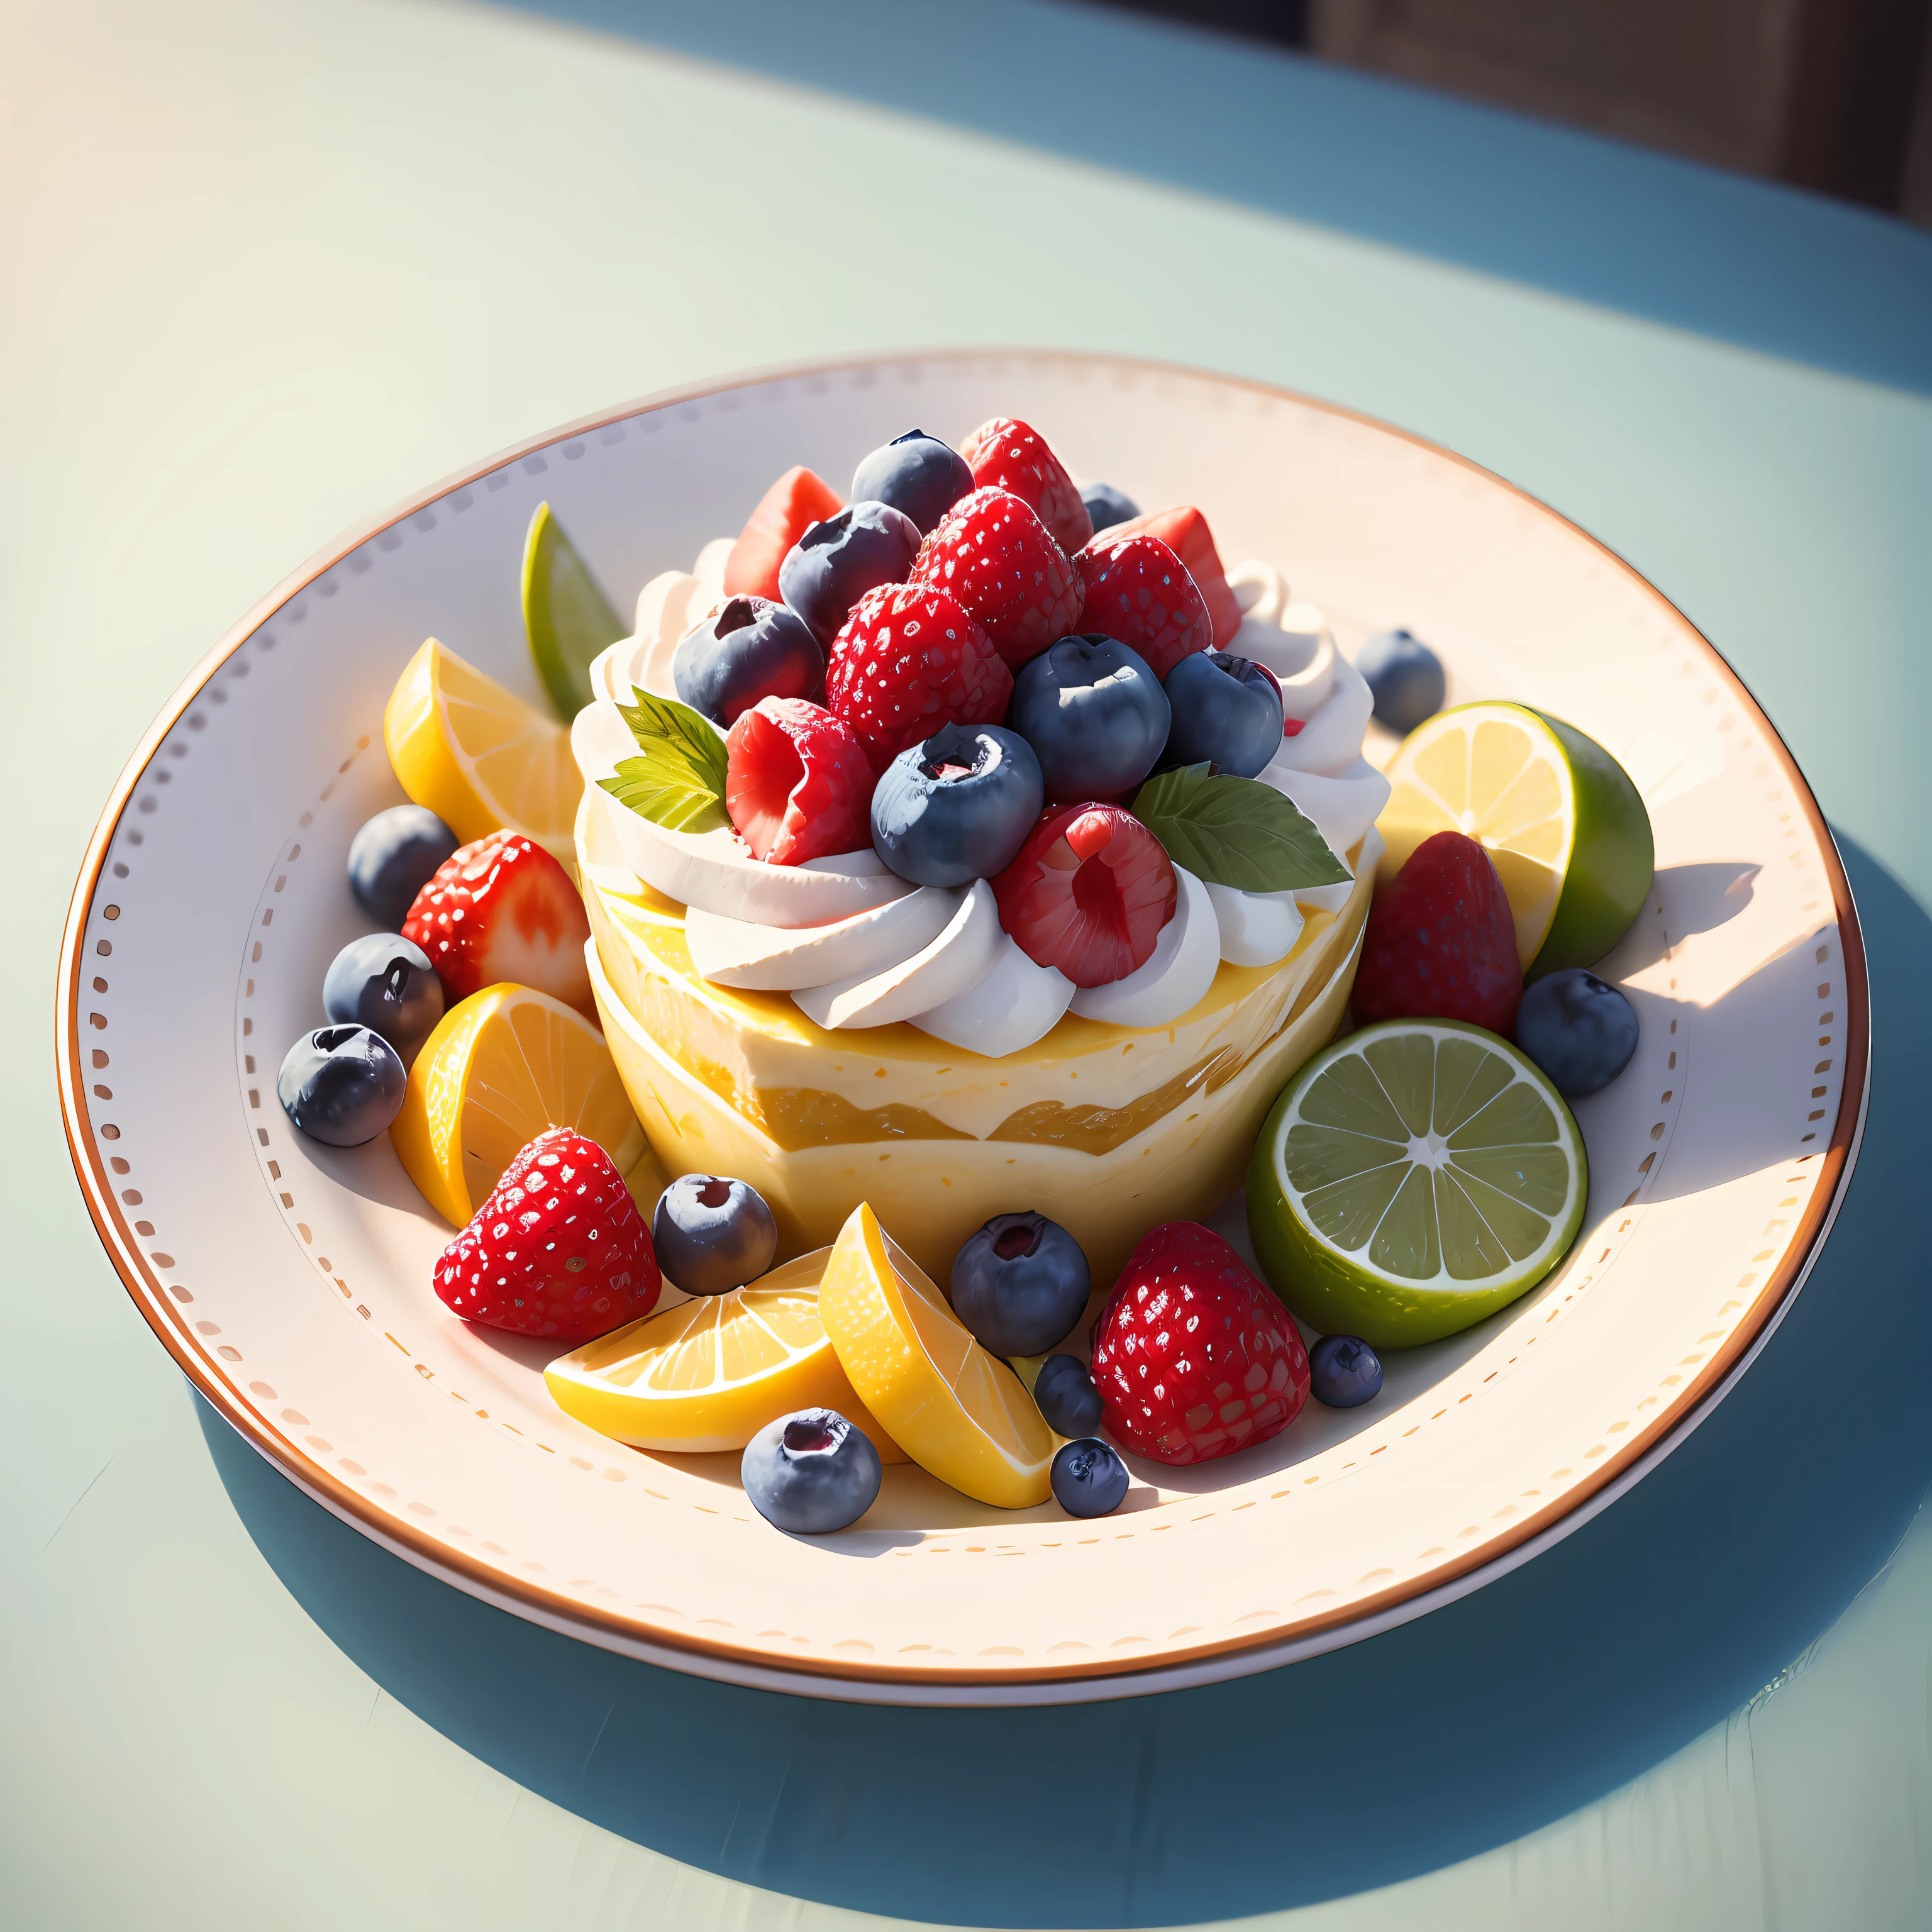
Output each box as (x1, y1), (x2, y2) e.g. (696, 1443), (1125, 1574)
(571, 519), (1387, 1282)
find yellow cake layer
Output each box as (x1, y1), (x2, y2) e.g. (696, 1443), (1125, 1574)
(576, 793), (1370, 1282)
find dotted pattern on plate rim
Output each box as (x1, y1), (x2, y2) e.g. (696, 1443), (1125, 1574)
(77, 355), (1850, 1667)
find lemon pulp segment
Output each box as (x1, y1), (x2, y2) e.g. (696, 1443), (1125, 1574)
(818, 1204), (1053, 1509)
(1378, 702), (1574, 967)
(1248, 1020), (1586, 1348)
(544, 1250), (908, 1456)
(391, 983), (646, 1226)
(384, 636), (581, 866)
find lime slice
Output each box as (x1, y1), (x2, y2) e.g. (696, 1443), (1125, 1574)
(522, 501), (626, 719)
(1246, 1019), (1587, 1348)
(1377, 701), (1652, 978)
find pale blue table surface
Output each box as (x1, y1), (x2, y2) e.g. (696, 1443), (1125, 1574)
(4, 2), (1931, 1926)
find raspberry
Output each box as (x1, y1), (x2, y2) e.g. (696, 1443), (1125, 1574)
(1091, 1221), (1309, 1465)
(824, 580), (1013, 773)
(908, 486), (1084, 670)
(960, 417), (1093, 555)
(435, 1128), (661, 1343)
(991, 801), (1175, 987)
(724, 697), (875, 865)
(1074, 532), (1214, 680)
(1352, 830), (1523, 1038)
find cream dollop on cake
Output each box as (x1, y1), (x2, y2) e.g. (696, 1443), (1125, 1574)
(578, 543), (1384, 1062)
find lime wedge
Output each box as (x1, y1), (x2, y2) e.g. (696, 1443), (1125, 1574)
(522, 501), (627, 719)
(1247, 1019), (1586, 1347)
(1377, 701), (1652, 979)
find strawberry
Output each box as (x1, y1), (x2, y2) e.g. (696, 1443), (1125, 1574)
(1073, 531), (1214, 680)
(724, 697), (875, 865)
(434, 1127), (660, 1342)
(1091, 1221), (1309, 1465)
(824, 580), (1014, 772)
(1352, 830), (1523, 1037)
(992, 802), (1175, 987)
(1110, 507), (1243, 648)
(402, 829), (592, 1019)
(960, 417), (1092, 555)
(724, 466), (845, 604)
(908, 486), (1084, 670)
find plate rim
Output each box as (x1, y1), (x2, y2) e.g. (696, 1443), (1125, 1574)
(56, 346), (1872, 1702)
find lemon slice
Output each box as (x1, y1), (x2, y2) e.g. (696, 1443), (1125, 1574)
(522, 502), (626, 719)
(819, 1204), (1053, 1509)
(545, 1250), (908, 1457)
(384, 637), (582, 867)
(1248, 1019), (1587, 1348)
(391, 983), (647, 1227)
(1377, 701), (1652, 975)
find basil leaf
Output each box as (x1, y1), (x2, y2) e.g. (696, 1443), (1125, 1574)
(1131, 763), (1350, 892)
(598, 688), (731, 834)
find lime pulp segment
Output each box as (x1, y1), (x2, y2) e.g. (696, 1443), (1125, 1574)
(1249, 1021), (1587, 1346)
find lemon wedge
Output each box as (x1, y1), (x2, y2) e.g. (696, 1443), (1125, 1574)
(384, 636), (582, 867)
(391, 983), (647, 1227)
(819, 1204), (1053, 1509)
(545, 1250), (908, 1457)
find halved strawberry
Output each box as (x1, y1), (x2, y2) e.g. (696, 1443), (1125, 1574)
(724, 697), (875, 865)
(402, 829), (593, 1018)
(960, 417), (1092, 555)
(908, 486), (1084, 670)
(723, 466), (845, 604)
(1111, 506), (1243, 647)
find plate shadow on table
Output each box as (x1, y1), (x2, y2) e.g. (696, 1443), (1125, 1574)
(485, 0), (1932, 397)
(196, 833), (1926, 1928)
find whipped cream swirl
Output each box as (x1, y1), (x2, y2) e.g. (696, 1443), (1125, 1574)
(577, 546), (1383, 1055)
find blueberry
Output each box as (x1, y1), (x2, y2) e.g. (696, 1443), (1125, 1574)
(322, 932), (444, 1063)
(1050, 1437), (1129, 1518)
(1309, 1333), (1383, 1408)
(276, 1024), (406, 1146)
(742, 1408), (882, 1533)
(1357, 628), (1446, 735)
(870, 723), (1043, 887)
(672, 595), (823, 726)
(652, 1174), (779, 1296)
(1008, 635), (1170, 800)
(850, 430), (974, 536)
(1515, 969), (1640, 1096)
(347, 805), (459, 928)
(950, 1211), (1091, 1357)
(1032, 1353), (1102, 1438)
(779, 500), (922, 644)
(1162, 651), (1285, 779)
(1080, 480), (1140, 536)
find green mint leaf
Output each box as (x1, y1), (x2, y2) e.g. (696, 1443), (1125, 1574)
(1131, 763), (1351, 892)
(599, 687), (731, 834)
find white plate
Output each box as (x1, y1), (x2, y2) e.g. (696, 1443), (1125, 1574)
(58, 350), (1867, 1706)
